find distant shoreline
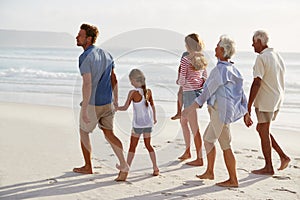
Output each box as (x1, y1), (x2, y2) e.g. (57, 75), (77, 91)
(0, 29), (75, 48)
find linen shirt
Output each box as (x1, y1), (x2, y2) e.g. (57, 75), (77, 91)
(195, 60), (247, 124)
(253, 48), (285, 112)
(79, 45), (115, 106)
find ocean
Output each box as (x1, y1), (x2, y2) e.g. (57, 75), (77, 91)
(0, 46), (299, 132)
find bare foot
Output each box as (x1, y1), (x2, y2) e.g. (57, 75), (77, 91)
(116, 163), (130, 172)
(196, 172), (214, 180)
(178, 152), (191, 160)
(186, 158), (203, 166)
(278, 157), (291, 170)
(153, 169), (160, 176)
(114, 171), (128, 181)
(216, 179), (238, 188)
(73, 166), (93, 174)
(171, 113), (181, 120)
(251, 167), (274, 175)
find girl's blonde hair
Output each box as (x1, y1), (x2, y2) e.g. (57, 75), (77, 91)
(129, 68), (149, 107)
(185, 33), (208, 70)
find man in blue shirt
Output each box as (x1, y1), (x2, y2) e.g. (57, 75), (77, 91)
(182, 35), (252, 188)
(73, 24), (129, 181)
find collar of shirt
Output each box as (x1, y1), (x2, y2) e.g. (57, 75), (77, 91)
(79, 45), (96, 67)
(260, 47), (273, 54)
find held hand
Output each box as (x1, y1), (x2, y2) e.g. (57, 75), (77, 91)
(113, 101), (118, 112)
(244, 113), (253, 127)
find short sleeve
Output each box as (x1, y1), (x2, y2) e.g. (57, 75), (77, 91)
(253, 55), (264, 79)
(79, 56), (92, 75)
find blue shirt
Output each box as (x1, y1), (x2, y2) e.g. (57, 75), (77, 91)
(195, 60), (247, 123)
(79, 45), (115, 106)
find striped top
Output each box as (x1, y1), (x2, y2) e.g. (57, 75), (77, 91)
(177, 56), (207, 91)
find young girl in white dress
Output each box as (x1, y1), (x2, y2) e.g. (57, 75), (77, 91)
(117, 69), (159, 176)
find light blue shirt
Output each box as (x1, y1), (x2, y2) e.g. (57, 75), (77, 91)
(195, 60), (247, 123)
(79, 45), (115, 106)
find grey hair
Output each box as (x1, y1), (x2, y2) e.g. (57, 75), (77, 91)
(219, 35), (236, 59)
(253, 30), (269, 46)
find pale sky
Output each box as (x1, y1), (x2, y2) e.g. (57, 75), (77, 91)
(1, 0), (300, 52)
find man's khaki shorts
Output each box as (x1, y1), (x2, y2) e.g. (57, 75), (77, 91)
(203, 103), (231, 150)
(80, 103), (114, 133)
(255, 108), (279, 123)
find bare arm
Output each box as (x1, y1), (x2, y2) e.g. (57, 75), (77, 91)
(117, 90), (134, 111)
(81, 73), (92, 123)
(111, 68), (118, 108)
(247, 77), (261, 115)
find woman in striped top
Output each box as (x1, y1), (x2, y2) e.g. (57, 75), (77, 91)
(177, 33), (208, 166)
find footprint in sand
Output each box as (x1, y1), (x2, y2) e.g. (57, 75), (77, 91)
(47, 178), (58, 184)
(237, 168), (249, 173)
(293, 165), (300, 169)
(257, 156), (264, 160)
(153, 145), (161, 148)
(242, 148), (250, 151)
(234, 150), (243, 154)
(161, 192), (172, 196)
(272, 175), (291, 180)
(273, 187), (297, 194)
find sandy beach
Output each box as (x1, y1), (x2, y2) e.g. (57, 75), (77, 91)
(0, 102), (299, 200)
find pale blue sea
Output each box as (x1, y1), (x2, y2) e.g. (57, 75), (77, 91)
(0, 47), (299, 132)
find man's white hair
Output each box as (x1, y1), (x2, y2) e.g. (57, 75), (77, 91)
(253, 30), (269, 46)
(219, 35), (236, 59)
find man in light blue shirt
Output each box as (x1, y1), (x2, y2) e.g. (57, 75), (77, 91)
(73, 24), (129, 181)
(182, 35), (252, 188)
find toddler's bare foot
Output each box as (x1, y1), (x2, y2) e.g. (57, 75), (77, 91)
(171, 113), (181, 120)
(278, 157), (291, 170)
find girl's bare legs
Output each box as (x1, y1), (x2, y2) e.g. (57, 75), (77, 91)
(143, 133), (159, 176)
(178, 116), (191, 160)
(186, 109), (203, 166)
(127, 133), (141, 167)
